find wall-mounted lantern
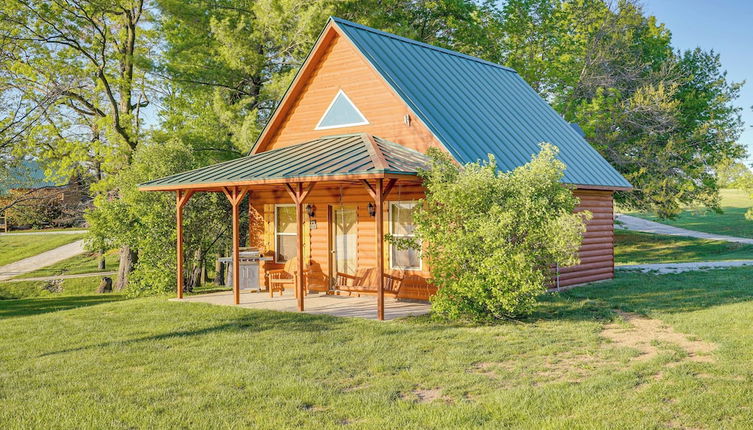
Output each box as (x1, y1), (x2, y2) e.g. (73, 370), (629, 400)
(306, 204), (315, 218)
(367, 202), (376, 217)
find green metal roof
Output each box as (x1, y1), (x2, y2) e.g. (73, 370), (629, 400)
(331, 17), (632, 189)
(139, 134), (428, 190)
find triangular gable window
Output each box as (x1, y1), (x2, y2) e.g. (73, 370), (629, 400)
(315, 90), (369, 130)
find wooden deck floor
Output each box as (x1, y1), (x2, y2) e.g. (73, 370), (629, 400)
(172, 290), (431, 321)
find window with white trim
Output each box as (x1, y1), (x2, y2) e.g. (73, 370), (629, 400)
(274, 205), (297, 263)
(389, 201), (421, 270)
(315, 89), (369, 130)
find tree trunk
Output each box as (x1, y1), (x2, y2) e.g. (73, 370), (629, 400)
(98, 249), (106, 270)
(115, 245), (137, 291)
(214, 253), (225, 286)
(187, 248), (203, 292)
(97, 277), (112, 293)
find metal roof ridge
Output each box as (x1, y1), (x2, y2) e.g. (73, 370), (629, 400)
(330, 16), (518, 74)
(360, 133), (389, 171)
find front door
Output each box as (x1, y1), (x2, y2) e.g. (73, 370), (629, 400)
(330, 206), (358, 280)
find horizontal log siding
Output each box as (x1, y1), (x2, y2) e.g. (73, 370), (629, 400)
(556, 189), (615, 287)
(258, 32), (444, 155)
(248, 187), (613, 299)
(248, 183), (434, 300)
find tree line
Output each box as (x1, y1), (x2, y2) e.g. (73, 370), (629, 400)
(0, 0), (745, 293)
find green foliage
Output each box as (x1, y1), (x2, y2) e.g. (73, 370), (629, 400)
(398, 144), (589, 321)
(86, 141), (232, 296)
(716, 159), (753, 189)
(494, 0), (745, 218)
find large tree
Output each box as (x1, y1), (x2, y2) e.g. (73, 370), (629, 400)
(495, 0), (745, 217)
(0, 0), (156, 287)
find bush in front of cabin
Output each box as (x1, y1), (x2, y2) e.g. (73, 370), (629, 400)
(395, 144), (590, 321)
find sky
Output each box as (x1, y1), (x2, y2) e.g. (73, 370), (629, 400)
(643, 0), (753, 163)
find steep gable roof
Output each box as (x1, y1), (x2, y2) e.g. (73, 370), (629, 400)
(332, 18), (631, 189)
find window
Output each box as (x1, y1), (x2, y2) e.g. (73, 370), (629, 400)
(389, 201), (421, 270)
(315, 90), (369, 130)
(275, 205), (297, 263)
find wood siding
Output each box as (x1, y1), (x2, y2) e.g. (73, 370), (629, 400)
(557, 189), (615, 287)
(248, 182), (435, 301)
(248, 186), (615, 300)
(257, 31), (444, 155)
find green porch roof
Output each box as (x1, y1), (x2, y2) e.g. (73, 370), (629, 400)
(139, 134), (428, 190)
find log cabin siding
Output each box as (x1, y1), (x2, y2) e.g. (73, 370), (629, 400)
(248, 186), (615, 300)
(248, 183), (433, 300)
(557, 189), (615, 287)
(257, 32), (444, 155)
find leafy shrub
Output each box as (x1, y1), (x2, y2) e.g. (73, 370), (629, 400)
(393, 144), (590, 321)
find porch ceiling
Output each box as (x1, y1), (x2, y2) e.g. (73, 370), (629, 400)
(138, 133), (429, 191)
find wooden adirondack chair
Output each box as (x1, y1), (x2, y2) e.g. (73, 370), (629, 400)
(266, 257), (298, 297)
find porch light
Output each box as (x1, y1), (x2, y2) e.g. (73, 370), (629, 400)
(306, 204), (315, 218)
(368, 202), (376, 217)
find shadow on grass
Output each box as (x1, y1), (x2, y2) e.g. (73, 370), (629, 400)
(38, 302), (352, 357)
(561, 266), (753, 315)
(0, 294), (126, 319)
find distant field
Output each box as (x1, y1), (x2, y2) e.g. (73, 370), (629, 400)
(0, 233), (85, 267)
(624, 189), (753, 239)
(614, 230), (753, 265)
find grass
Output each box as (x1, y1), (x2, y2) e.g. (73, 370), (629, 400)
(0, 275), (111, 300)
(15, 250), (119, 279)
(0, 233), (85, 266)
(615, 229), (753, 265)
(2, 268), (753, 428)
(625, 188), (753, 238)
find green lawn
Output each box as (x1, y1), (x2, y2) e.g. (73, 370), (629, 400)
(626, 188), (753, 238)
(15, 250), (119, 279)
(0, 233), (86, 266)
(0, 275), (110, 300)
(615, 229), (753, 265)
(2, 268), (753, 428)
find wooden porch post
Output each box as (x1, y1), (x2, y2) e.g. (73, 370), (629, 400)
(375, 179), (385, 320)
(285, 182), (316, 312)
(223, 186), (249, 305)
(362, 178), (396, 321)
(295, 183), (305, 311)
(176, 190), (193, 299)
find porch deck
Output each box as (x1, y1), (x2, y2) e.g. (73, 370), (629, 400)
(172, 291), (430, 321)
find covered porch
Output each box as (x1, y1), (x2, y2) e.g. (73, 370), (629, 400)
(140, 134), (432, 320)
(173, 290), (431, 321)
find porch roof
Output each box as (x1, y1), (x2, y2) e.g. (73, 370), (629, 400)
(139, 133), (429, 191)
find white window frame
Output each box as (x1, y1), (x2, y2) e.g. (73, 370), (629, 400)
(388, 201), (422, 271)
(314, 89), (369, 130)
(274, 204), (297, 264)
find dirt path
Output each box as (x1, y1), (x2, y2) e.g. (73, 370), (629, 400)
(0, 240), (85, 281)
(616, 214), (753, 244)
(616, 260), (753, 274)
(602, 310), (716, 363)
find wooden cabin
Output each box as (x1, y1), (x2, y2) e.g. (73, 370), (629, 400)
(140, 17), (632, 320)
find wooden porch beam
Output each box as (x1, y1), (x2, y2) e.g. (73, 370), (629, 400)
(295, 182), (305, 311)
(222, 186), (248, 305)
(176, 189), (194, 299)
(381, 178), (397, 200)
(375, 179), (385, 321)
(361, 179), (376, 200)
